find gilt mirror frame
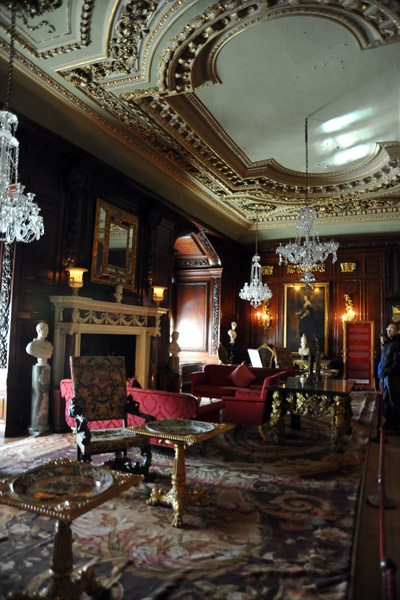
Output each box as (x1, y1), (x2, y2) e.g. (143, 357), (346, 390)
(91, 199), (138, 291)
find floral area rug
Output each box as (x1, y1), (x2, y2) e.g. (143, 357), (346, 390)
(0, 392), (376, 600)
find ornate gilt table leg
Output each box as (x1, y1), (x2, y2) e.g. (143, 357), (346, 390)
(147, 442), (206, 527)
(330, 394), (348, 452)
(10, 520), (107, 600)
(269, 390), (285, 443)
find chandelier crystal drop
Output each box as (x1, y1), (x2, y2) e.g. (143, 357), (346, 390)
(239, 218), (273, 308)
(276, 118), (338, 289)
(0, 6), (44, 244)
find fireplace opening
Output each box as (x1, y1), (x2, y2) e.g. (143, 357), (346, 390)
(80, 334), (136, 379)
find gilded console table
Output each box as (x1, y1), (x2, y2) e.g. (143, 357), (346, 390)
(129, 418), (234, 527)
(266, 376), (355, 452)
(0, 458), (141, 600)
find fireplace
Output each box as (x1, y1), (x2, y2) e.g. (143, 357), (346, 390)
(50, 296), (168, 388)
(80, 334), (136, 379)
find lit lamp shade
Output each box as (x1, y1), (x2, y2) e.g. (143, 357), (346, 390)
(66, 267), (88, 295)
(152, 286), (167, 304)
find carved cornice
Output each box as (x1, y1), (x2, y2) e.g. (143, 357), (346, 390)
(1, 0), (399, 230)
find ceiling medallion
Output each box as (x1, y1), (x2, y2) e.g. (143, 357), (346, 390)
(276, 118), (338, 289)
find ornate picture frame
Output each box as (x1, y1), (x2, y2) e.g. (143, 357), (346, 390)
(91, 199), (138, 290)
(283, 283), (329, 355)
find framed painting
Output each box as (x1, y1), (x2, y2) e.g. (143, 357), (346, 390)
(283, 283), (329, 355)
(391, 304), (400, 323)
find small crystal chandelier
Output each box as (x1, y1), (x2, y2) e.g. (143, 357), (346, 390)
(276, 118), (338, 289)
(239, 216), (272, 308)
(0, 4), (44, 244)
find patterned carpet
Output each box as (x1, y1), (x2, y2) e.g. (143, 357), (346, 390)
(0, 392), (376, 600)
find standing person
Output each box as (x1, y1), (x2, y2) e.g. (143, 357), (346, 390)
(380, 322), (400, 433)
(377, 331), (388, 381)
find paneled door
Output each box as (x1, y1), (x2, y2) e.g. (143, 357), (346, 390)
(343, 321), (375, 388)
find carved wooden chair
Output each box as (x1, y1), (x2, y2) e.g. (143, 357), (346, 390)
(69, 355), (155, 481)
(274, 347), (294, 370)
(257, 344), (275, 368)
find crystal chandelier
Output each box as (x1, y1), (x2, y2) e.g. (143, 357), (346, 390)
(276, 118), (338, 289)
(239, 217), (272, 308)
(0, 4), (44, 244)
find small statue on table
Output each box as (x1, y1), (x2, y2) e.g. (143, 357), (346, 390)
(228, 321), (237, 363)
(298, 334), (310, 360)
(168, 331), (181, 374)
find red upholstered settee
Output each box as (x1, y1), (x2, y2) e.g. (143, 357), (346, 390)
(60, 379), (224, 432)
(189, 363), (296, 440)
(189, 363), (293, 400)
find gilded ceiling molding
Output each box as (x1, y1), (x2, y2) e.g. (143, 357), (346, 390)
(58, 0), (179, 83)
(14, 0), (62, 33)
(54, 0), (400, 226)
(157, 0), (400, 95)
(0, 1), (94, 58)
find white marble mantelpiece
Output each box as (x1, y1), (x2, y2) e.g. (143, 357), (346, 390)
(50, 296), (168, 388)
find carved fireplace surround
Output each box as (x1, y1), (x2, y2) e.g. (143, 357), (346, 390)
(50, 296), (168, 388)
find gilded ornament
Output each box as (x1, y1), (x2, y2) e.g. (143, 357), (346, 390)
(340, 262), (357, 273)
(261, 265), (274, 275)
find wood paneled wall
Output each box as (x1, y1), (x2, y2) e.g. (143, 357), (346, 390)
(1, 118), (195, 435)
(230, 238), (398, 367)
(1, 116), (399, 435)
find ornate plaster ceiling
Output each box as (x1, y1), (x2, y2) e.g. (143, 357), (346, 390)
(0, 0), (400, 242)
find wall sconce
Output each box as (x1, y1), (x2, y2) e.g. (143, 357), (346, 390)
(342, 294), (356, 322)
(255, 300), (272, 333)
(66, 267), (88, 295)
(152, 286), (167, 306)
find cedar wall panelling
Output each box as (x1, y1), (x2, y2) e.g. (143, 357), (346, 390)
(1, 118), (194, 436)
(172, 267), (222, 365)
(233, 242), (393, 368)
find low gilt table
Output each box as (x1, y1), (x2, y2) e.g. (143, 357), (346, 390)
(129, 418), (234, 527)
(0, 458), (141, 600)
(265, 376), (355, 452)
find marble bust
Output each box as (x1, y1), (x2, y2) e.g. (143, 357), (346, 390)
(26, 321), (53, 365)
(228, 321), (237, 344)
(168, 331), (181, 357)
(298, 334), (309, 359)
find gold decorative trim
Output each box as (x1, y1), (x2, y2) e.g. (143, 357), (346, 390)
(340, 262), (357, 273)
(261, 265), (274, 276)
(287, 264), (326, 274)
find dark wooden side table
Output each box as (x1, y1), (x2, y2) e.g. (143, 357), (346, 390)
(265, 376), (355, 452)
(0, 458), (141, 600)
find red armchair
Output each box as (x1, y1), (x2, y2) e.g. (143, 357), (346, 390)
(221, 370), (296, 440)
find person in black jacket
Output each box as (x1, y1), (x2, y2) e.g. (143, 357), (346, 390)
(380, 322), (400, 433)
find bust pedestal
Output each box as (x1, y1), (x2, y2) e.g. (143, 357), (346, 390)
(29, 363), (51, 435)
(168, 356), (180, 374)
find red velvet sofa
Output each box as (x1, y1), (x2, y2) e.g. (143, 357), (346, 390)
(60, 379), (224, 433)
(189, 363), (296, 440)
(189, 363), (293, 400)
